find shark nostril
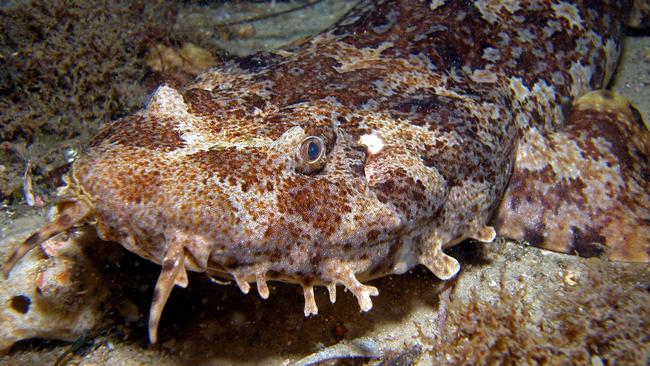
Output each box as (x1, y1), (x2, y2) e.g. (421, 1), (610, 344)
(10, 295), (31, 314)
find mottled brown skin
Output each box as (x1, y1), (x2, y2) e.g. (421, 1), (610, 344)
(495, 91), (650, 261)
(3, 0), (649, 344)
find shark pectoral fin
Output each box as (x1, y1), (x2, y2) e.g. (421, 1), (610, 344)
(494, 90), (650, 262)
(148, 240), (186, 344)
(3, 199), (92, 278)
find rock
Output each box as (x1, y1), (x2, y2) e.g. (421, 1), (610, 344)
(0, 216), (108, 354)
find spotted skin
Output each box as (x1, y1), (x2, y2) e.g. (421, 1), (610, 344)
(3, 0), (649, 343)
(494, 91), (650, 262)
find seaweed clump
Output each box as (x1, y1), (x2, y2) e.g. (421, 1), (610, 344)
(0, 0), (182, 200)
(432, 283), (560, 365)
(433, 263), (650, 365)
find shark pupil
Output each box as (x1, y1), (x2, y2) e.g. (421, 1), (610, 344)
(307, 141), (320, 161)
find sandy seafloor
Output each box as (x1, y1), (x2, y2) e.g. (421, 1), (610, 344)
(0, 1), (649, 365)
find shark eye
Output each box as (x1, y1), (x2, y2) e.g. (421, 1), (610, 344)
(296, 136), (326, 174)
